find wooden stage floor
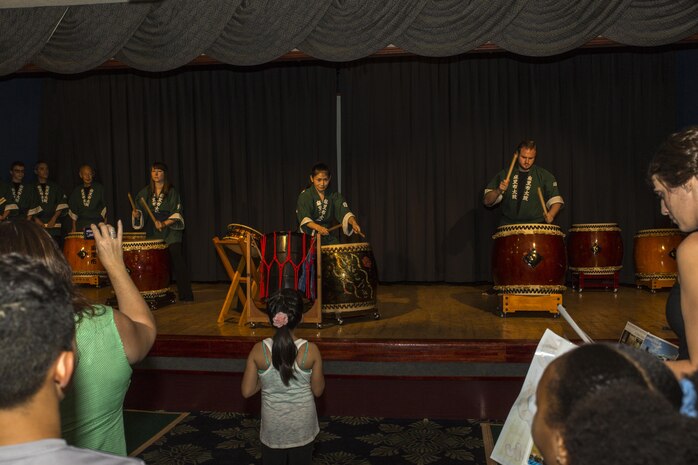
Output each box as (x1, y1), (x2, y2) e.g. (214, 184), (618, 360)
(83, 281), (677, 363)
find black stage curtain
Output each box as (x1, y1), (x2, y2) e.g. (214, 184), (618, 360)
(38, 51), (676, 284)
(340, 51), (676, 283)
(39, 64), (338, 282)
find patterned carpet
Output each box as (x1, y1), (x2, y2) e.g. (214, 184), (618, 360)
(130, 411), (488, 465)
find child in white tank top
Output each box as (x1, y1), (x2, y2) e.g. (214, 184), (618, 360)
(241, 289), (325, 465)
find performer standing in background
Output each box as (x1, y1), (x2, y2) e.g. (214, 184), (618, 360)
(483, 140), (564, 225)
(132, 162), (194, 302)
(296, 163), (362, 245)
(7, 161), (41, 220)
(32, 161), (68, 247)
(69, 164), (107, 232)
(0, 179), (17, 221)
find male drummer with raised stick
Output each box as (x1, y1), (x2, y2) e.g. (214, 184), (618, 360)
(483, 140), (564, 225)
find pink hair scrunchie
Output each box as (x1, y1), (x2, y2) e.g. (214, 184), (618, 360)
(272, 312), (289, 328)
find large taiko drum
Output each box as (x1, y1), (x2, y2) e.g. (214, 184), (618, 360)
(634, 228), (686, 281)
(224, 223), (263, 257)
(321, 242), (378, 314)
(122, 239), (171, 298)
(567, 223), (623, 274)
(63, 232), (106, 279)
(259, 231), (315, 300)
(492, 224), (567, 294)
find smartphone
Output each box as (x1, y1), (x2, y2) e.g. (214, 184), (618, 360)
(83, 228), (94, 239)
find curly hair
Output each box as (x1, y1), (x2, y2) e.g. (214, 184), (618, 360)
(564, 385), (698, 465)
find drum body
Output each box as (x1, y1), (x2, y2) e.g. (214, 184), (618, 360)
(122, 231), (147, 242)
(224, 223), (263, 257)
(259, 231), (315, 300)
(321, 242), (378, 313)
(634, 229), (686, 279)
(567, 223), (623, 274)
(491, 224), (567, 294)
(122, 239), (171, 298)
(63, 232), (106, 278)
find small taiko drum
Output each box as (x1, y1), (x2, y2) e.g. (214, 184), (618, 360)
(224, 223), (263, 257)
(567, 223), (623, 274)
(122, 239), (171, 298)
(492, 224), (567, 294)
(122, 231), (147, 242)
(259, 231), (315, 300)
(63, 232), (106, 279)
(634, 228), (686, 281)
(321, 242), (378, 314)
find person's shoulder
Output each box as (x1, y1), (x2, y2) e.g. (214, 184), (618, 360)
(533, 165), (555, 176)
(135, 185), (150, 197)
(679, 231), (698, 251)
(58, 445), (144, 464)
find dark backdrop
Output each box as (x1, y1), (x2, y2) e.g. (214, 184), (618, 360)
(39, 64), (338, 281)
(36, 50), (677, 283)
(341, 50), (676, 282)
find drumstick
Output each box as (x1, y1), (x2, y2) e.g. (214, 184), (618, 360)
(504, 152), (518, 184)
(0, 197), (5, 206)
(127, 192), (137, 211)
(139, 197), (158, 225)
(537, 187), (548, 215)
(326, 223), (366, 238)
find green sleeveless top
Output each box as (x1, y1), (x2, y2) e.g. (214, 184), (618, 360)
(60, 305), (133, 455)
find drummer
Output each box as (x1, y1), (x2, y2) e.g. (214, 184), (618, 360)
(296, 163), (362, 245)
(132, 161), (193, 302)
(31, 161), (68, 248)
(68, 164), (107, 232)
(483, 140), (564, 225)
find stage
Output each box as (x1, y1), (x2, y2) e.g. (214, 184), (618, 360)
(83, 282), (676, 420)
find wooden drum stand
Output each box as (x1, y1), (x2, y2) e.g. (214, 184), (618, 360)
(212, 232), (323, 328)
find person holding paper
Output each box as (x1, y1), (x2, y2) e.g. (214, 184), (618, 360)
(648, 126), (698, 377)
(483, 140), (564, 225)
(132, 162), (193, 301)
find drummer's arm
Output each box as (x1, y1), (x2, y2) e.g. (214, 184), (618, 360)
(92, 220), (156, 364)
(545, 202), (563, 224)
(306, 221), (329, 236)
(667, 237), (698, 378)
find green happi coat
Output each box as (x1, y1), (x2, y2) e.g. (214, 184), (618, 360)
(0, 181), (18, 218)
(68, 182), (107, 230)
(7, 182), (42, 219)
(133, 186), (185, 245)
(32, 181), (68, 237)
(296, 187), (355, 245)
(485, 165), (564, 226)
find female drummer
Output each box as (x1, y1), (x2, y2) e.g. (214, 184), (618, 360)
(132, 162), (193, 301)
(648, 126), (698, 377)
(296, 163), (362, 245)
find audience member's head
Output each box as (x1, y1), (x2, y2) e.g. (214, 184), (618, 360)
(266, 288), (304, 386)
(0, 253), (75, 414)
(532, 343), (697, 465)
(0, 220), (91, 318)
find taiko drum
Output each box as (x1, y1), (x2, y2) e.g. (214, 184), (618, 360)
(122, 239), (171, 298)
(567, 223), (623, 274)
(491, 223), (567, 294)
(63, 232), (107, 278)
(634, 228), (686, 280)
(321, 242), (378, 314)
(224, 223), (263, 257)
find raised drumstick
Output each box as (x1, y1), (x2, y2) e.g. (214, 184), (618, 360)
(139, 197), (158, 225)
(127, 192), (137, 212)
(537, 187), (548, 215)
(504, 152), (518, 185)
